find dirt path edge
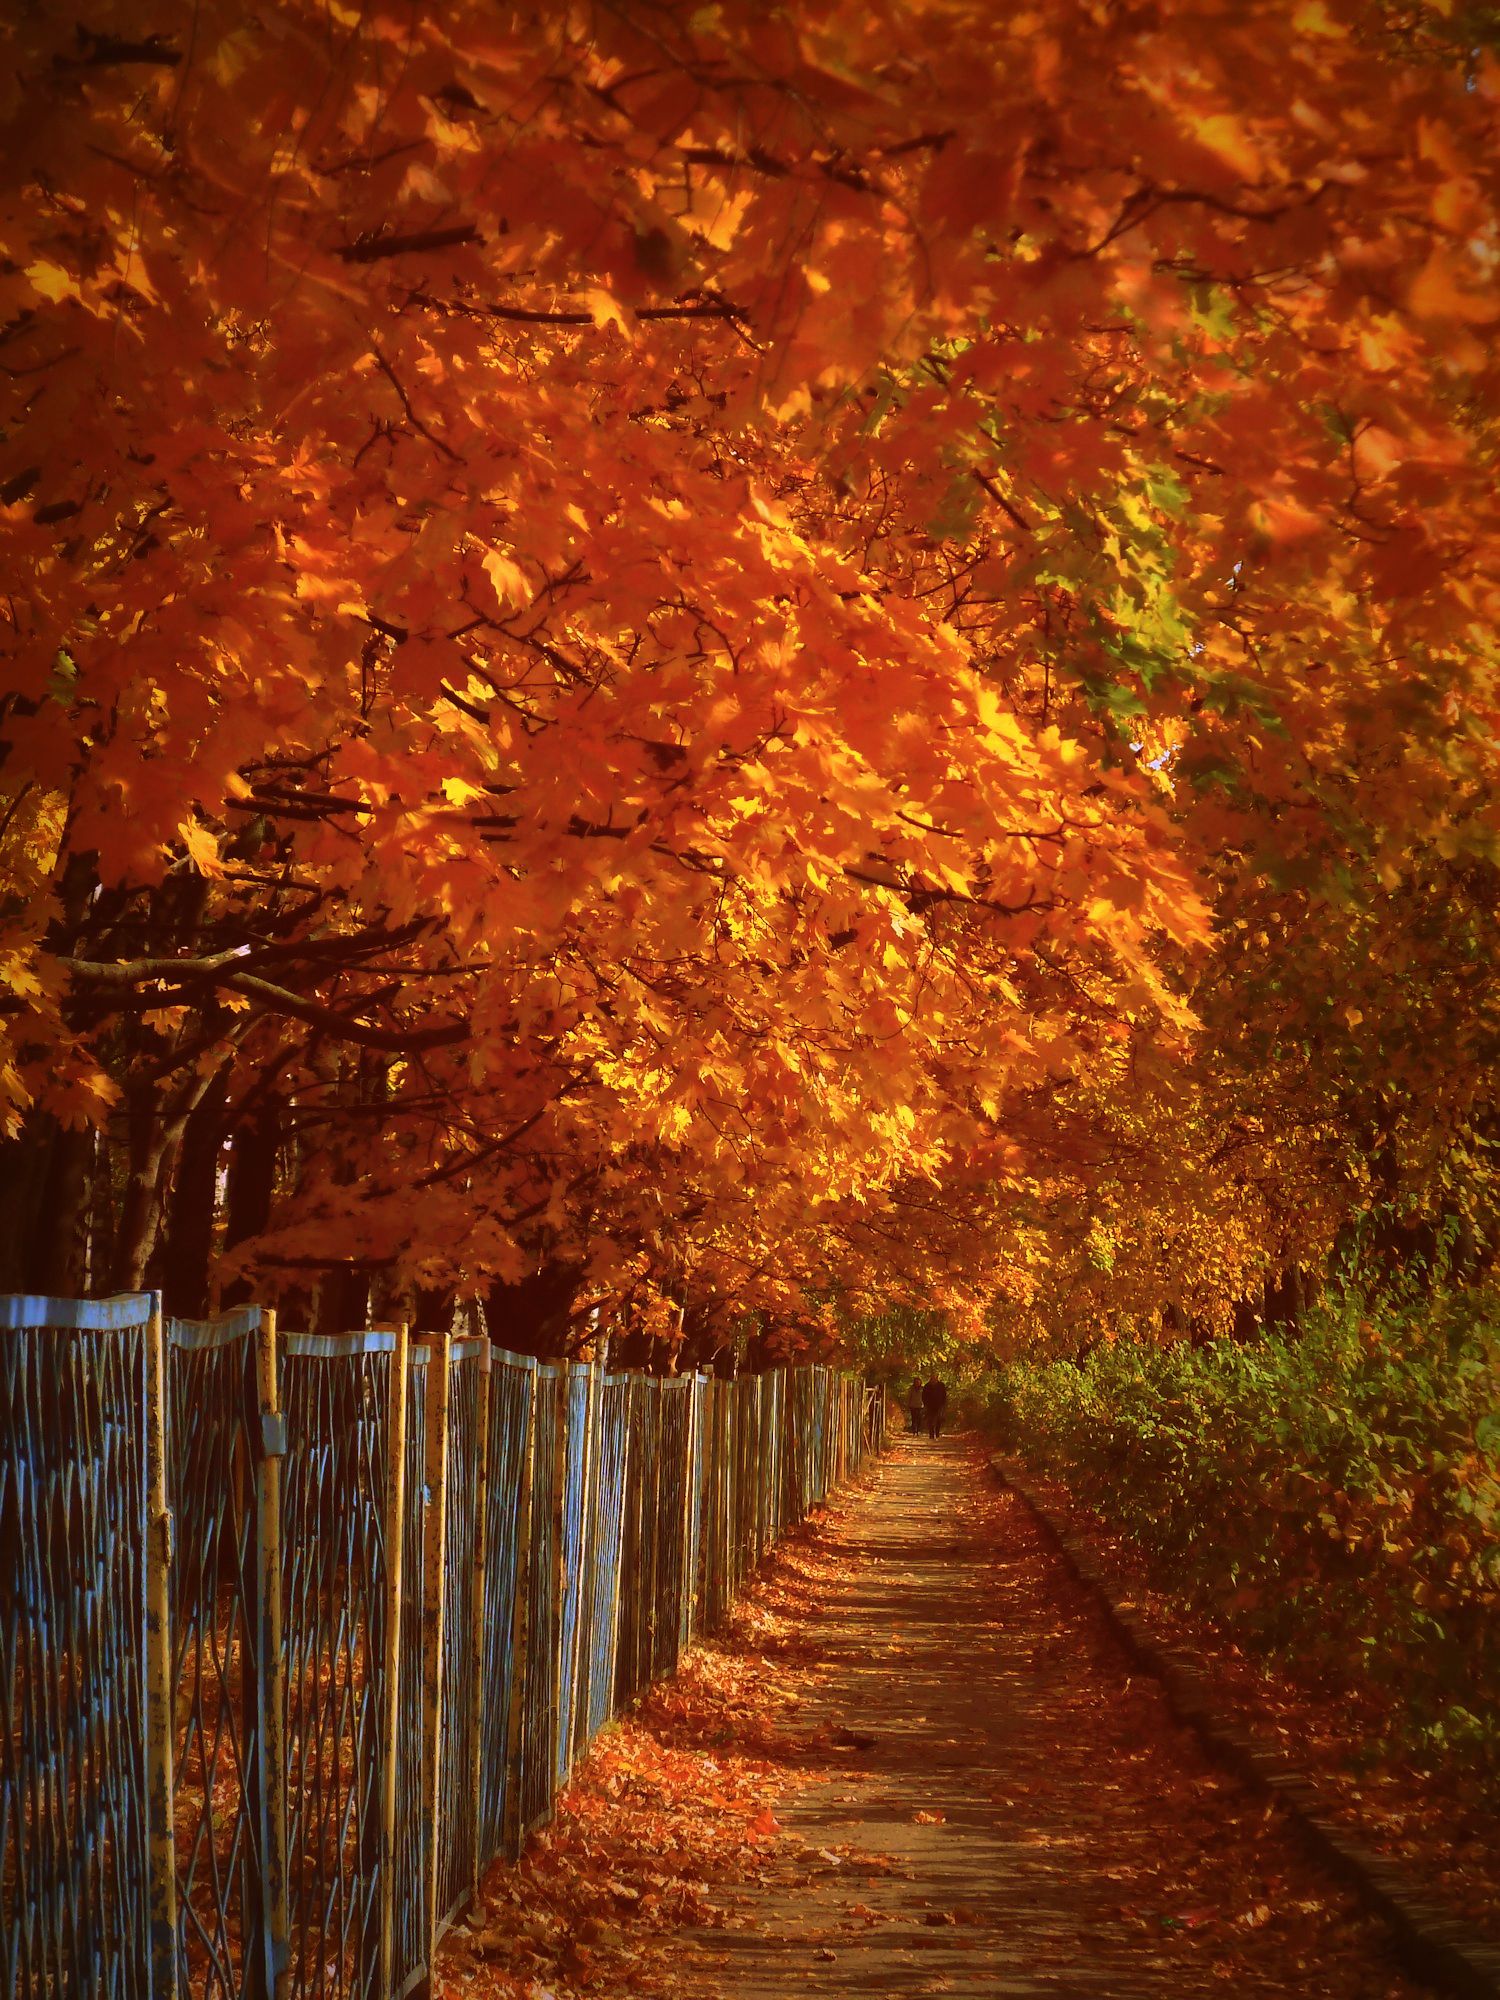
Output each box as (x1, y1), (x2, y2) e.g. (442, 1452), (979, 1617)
(988, 1453), (1500, 2000)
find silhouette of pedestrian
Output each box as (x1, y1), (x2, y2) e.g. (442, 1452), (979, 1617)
(906, 1381), (925, 1434)
(921, 1377), (948, 1438)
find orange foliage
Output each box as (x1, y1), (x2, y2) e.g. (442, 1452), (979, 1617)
(1, 2), (1496, 1340)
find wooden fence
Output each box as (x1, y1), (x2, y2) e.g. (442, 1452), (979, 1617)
(0, 1293), (872, 2000)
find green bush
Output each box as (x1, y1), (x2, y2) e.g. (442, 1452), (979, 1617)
(987, 1280), (1500, 1773)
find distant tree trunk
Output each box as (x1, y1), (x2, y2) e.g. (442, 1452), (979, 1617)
(1230, 1295), (1261, 1342)
(1263, 1264), (1310, 1332)
(221, 1094), (282, 1306)
(0, 1116), (93, 1295)
(115, 1061), (232, 1292)
(678, 1305), (729, 1374)
(741, 1323), (775, 1373)
(0, 1120), (60, 1292)
(315, 1263), (370, 1335)
(483, 1260), (582, 1358)
(112, 1085), (174, 1292)
(411, 1285), (456, 1334)
(158, 1070), (228, 1319)
(610, 1327), (668, 1372)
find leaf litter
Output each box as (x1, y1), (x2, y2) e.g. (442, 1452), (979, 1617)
(435, 1512), (858, 1998)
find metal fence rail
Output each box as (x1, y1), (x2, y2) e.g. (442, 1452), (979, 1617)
(2, 1292), (872, 2000)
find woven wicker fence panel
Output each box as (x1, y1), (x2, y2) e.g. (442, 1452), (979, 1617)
(554, 1368), (591, 1789)
(734, 1377), (759, 1588)
(767, 1373), (787, 1542)
(478, 1360), (532, 1867)
(792, 1369), (813, 1521)
(652, 1383), (690, 1683)
(680, 1379), (705, 1653)
(165, 1309), (269, 2000)
(517, 1370), (559, 1839)
(632, 1392), (668, 1704)
(281, 1335), (394, 2000)
(812, 1369), (831, 1502)
(1, 1297), (153, 2000)
(612, 1381), (643, 1709)
(584, 1378), (630, 1742)
(698, 1381), (729, 1634)
(435, 1345), (485, 1929)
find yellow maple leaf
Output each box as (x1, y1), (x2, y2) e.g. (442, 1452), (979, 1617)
(441, 775), (487, 807)
(180, 819), (224, 877)
(481, 547), (530, 611)
(27, 261), (77, 304)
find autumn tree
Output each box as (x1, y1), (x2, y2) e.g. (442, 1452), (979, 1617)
(2, 1), (1496, 1350)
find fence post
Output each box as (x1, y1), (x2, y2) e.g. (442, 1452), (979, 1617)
(679, 1377), (700, 1652)
(571, 1360), (600, 1764)
(255, 1308), (291, 2000)
(549, 1367), (569, 1785)
(376, 1323), (409, 2000)
(144, 1294), (179, 2000)
(468, 1342), (492, 1909)
(725, 1383), (735, 1597)
(502, 1364), (537, 1857)
(418, 1333), (451, 1969)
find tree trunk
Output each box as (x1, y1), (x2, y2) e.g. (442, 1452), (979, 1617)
(482, 1260), (582, 1358)
(315, 1263), (370, 1335)
(0, 1112), (93, 1296)
(411, 1285), (456, 1335)
(111, 1084), (175, 1292)
(0, 1116), (93, 1294)
(221, 1094), (282, 1306)
(1230, 1295), (1261, 1343)
(159, 1070), (228, 1319)
(610, 1327), (671, 1373)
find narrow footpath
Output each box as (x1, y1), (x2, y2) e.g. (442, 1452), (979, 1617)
(674, 1437), (1417, 2000)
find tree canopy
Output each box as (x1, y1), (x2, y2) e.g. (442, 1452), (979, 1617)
(2, 0), (1497, 1353)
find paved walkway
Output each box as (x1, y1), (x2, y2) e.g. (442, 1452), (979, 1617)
(679, 1438), (1413, 1999)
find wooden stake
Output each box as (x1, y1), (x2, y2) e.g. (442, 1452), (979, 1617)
(255, 1307), (291, 2000)
(679, 1378), (700, 1652)
(571, 1361), (600, 1765)
(376, 1323), (408, 2000)
(468, 1343), (492, 1908)
(549, 1367), (569, 1797)
(418, 1333), (451, 1967)
(502, 1364), (537, 1859)
(143, 1295), (179, 2000)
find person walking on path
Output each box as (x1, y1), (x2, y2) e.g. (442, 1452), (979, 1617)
(906, 1380), (925, 1434)
(921, 1376), (948, 1438)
